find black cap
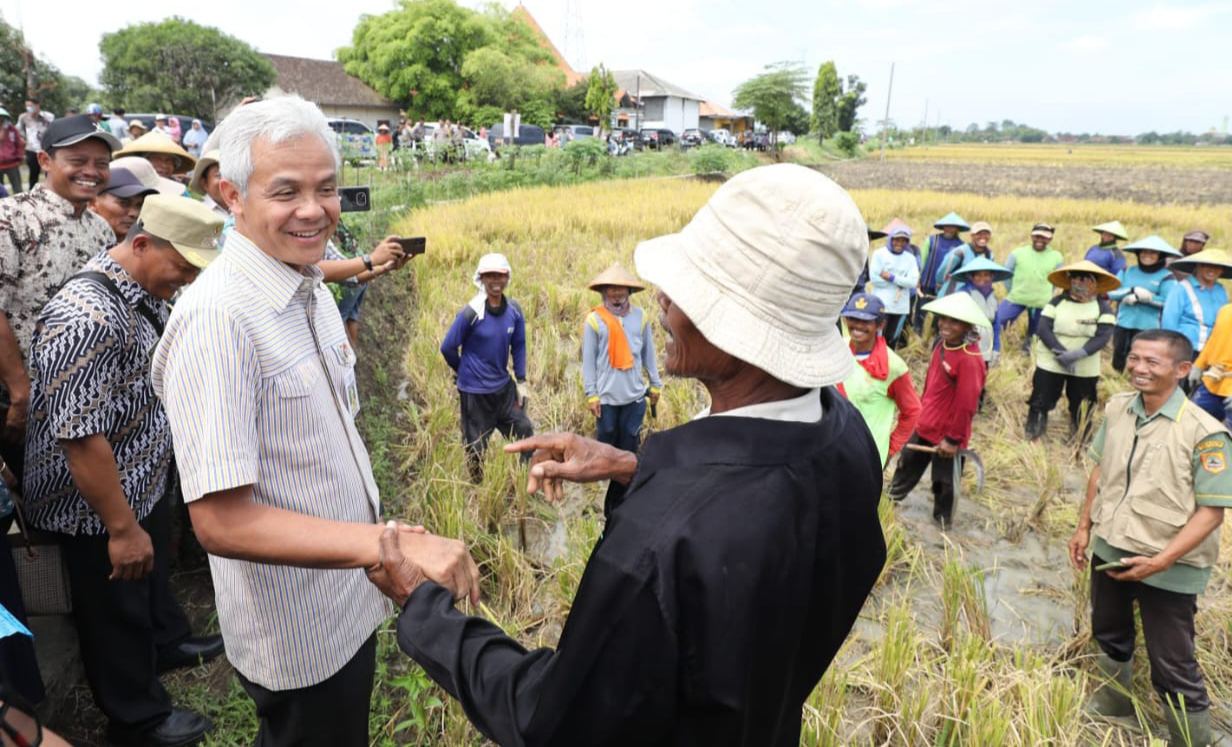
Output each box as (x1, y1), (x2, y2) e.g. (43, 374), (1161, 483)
(100, 168), (158, 199)
(41, 114), (122, 153)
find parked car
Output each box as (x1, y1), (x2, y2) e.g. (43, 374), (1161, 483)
(552, 124), (596, 142)
(326, 117), (377, 162)
(681, 128), (705, 148)
(614, 128), (645, 151)
(640, 128), (677, 149)
(706, 128), (736, 147)
(487, 123), (548, 148)
(418, 122), (493, 161)
(776, 131), (797, 145)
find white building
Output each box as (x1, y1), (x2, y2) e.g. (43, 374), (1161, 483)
(611, 70), (702, 135)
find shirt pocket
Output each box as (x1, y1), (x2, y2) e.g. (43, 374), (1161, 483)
(272, 363), (313, 399)
(1122, 499), (1190, 551)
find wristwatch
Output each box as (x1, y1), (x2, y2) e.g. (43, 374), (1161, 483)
(361, 254), (374, 272)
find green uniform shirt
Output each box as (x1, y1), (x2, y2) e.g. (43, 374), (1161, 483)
(1088, 387), (1232, 594)
(1006, 244), (1064, 308)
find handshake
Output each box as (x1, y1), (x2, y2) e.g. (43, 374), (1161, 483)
(366, 522), (481, 608)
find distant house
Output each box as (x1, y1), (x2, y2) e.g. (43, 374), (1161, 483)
(699, 100), (753, 137)
(254, 53), (400, 129)
(611, 70), (702, 135)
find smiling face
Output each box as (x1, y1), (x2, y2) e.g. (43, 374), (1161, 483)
(1195, 264), (1223, 286)
(845, 317), (882, 351)
(1181, 238), (1205, 256)
(971, 230), (991, 249)
(969, 270), (994, 286)
(1126, 338), (1189, 397)
(1099, 231), (1116, 244)
(223, 134), (340, 268)
(890, 236), (908, 252)
(144, 153), (178, 178)
(937, 316), (971, 346)
(1137, 250), (1160, 266)
(603, 285), (630, 307)
(479, 271), (509, 298)
(39, 140), (110, 209)
(657, 291), (741, 380)
(90, 192), (146, 240)
(1031, 235), (1051, 250)
(131, 235), (202, 300)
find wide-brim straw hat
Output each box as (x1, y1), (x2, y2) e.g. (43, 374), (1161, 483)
(933, 212), (970, 231)
(921, 293), (991, 329)
(1169, 248), (1232, 279)
(634, 163), (867, 389)
(588, 263), (645, 292)
(1091, 221), (1129, 241)
(1048, 260), (1122, 294)
(109, 156), (185, 197)
(113, 131), (196, 174)
(189, 149), (220, 196)
(952, 256), (1012, 283)
(1123, 234), (1181, 258)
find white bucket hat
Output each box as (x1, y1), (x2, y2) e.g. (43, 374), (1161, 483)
(634, 163), (868, 388)
(473, 252), (512, 289)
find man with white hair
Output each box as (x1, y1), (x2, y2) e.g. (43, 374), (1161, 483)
(367, 164), (887, 745)
(151, 96), (479, 746)
(440, 252), (533, 479)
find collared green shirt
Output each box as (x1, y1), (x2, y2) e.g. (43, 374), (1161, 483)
(1088, 386), (1232, 594)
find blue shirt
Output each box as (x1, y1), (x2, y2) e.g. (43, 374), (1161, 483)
(1109, 265), (1176, 330)
(441, 299), (527, 394)
(581, 306), (662, 406)
(1162, 278), (1228, 351)
(1084, 244), (1127, 276)
(919, 234), (966, 294)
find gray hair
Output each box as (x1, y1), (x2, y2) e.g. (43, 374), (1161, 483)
(216, 95), (338, 196)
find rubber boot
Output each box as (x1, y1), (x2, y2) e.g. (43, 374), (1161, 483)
(1025, 407), (1047, 441)
(1085, 653), (1134, 719)
(1164, 707), (1232, 746)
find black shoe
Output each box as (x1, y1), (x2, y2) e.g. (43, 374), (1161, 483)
(933, 515), (953, 531)
(108, 708), (212, 747)
(157, 635), (225, 674)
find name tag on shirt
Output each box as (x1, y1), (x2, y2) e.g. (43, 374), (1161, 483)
(333, 342), (361, 417)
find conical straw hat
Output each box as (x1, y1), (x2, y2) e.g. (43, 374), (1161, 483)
(1169, 248), (1232, 279)
(588, 263), (646, 292)
(933, 212), (970, 231)
(1048, 260), (1122, 294)
(921, 292), (991, 329)
(1091, 221), (1129, 241)
(1123, 234), (1181, 257)
(113, 131), (196, 173)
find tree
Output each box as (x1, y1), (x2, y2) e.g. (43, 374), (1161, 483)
(100, 18), (273, 120)
(837, 74), (867, 133)
(1, 14), (89, 117)
(732, 62), (808, 159)
(456, 45), (562, 127)
(810, 61), (841, 142)
(584, 64), (618, 130)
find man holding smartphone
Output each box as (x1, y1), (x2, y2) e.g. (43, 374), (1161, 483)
(1069, 329), (1232, 746)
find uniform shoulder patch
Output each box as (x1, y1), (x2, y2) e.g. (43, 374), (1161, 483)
(1198, 438), (1225, 452)
(1201, 450), (1227, 475)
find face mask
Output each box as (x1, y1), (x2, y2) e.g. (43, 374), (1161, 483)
(25, 105), (34, 113)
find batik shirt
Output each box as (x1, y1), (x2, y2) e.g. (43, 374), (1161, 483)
(0, 185), (116, 356)
(22, 252), (172, 535)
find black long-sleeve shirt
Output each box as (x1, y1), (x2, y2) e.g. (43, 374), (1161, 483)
(396, 387), (887, 746)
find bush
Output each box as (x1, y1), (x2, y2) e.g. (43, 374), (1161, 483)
(689, 144), (736, 176)
(835, 131), (860, 157)
(562, 138), (608, 174)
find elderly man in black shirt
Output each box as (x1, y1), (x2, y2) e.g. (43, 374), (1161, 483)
(367, 164), (886, 746)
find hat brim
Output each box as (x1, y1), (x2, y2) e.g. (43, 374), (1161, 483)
(102, 183), (158, 199)
(634, 231), (853, 389)
(1092, 226), (1129, 241)
(841, 310), (882, 321)
(933, 222), (970, 231)
(954, 268), (1013, 283)
(1124, 245), (1181, 258)
(588, 282), (645, 293)
(1030, 230), (1054, 239)
(171, 242), (219, 269)
(188, 159), (218, 195)
(1047, 268), (1121, 294)
(50, 130), (122, 152)
(867, 229), (888, 241)
(921, 298), (991, 329)
(1169, 260), (1232, 279)
(154, 178), (185, 197)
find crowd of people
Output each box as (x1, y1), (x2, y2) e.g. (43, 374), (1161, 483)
(0, 92), (1228, 747)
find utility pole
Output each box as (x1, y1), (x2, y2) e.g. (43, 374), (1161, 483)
(880, 62), (895, 162)
(635, 73), (641, 131)
(922, 98), (929, 147)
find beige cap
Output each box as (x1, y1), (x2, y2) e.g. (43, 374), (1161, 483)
(587, 263), (645, 292)
(970, 221), (993, 235)
(189, 149), (220, 196)
(138, 194), (224, 269)
(113, 131), (196, 173)
(111, 156), (185, 198)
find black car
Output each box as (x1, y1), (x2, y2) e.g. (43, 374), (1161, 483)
(640, 128), (677, 149)
(681, 128), (705, 148)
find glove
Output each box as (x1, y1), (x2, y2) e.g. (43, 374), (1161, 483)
(989, 350), (1001, 367)
(1120, 293), (1137, 306)
(1133, 287), (1154, 303)
(516, 381), (529, 408)
(1189, 367), (1205, 386)
(1055, 349), (1085, 370)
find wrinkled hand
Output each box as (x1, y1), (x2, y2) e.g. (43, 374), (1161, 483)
(108, 524), (154, 581)
(936, 439), (959, 459)
(367, 523), (426, 608)
(1067, 527), (1089, 570)
(370, 236), (407, 266)
(1107, 554), (1168, 582)
(368, 522), (481, 606)
(587, 399), (601, 418)
(504, 432), (636, 502)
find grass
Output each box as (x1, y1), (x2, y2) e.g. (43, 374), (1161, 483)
(154, 167), (1232, 744)
(882, 142), (1232, 169)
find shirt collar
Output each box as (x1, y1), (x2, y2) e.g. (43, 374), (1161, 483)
(1128, 386), (1187, 423)
(92, 251), (155, 309)
(695, 388), (823, 423)
(223, 229), (324, 311)
(32, 183), (86, 219)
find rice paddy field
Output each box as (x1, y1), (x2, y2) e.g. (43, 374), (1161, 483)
(49, 145), (1232, 745)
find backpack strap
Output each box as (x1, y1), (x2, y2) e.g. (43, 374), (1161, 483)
(72, 271), (165, 337)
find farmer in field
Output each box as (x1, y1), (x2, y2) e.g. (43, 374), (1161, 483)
(1084, 220), (1128, 276)
(441, 252), (533, 479)
(994, 223), (1063, 351)
(913, 211), (969, 333)
(1162, 249), (1232, 375)
(839, 292), (921, 466)
(1024, 261), (1118, 442)
(113, 130), (196, 179)
(950, 256), (1011, 365)
(1191, 304), (1232, 427)
(1069, 329), (1232, 747)
(937, 220), (994, 296)
(1171, 229), (1209, 280)
(887, 293), (987, 529)
(868, 224), (919, 347)
(581, 264), (662, 508)
(1107, 235), (1179, 372)
(366, 164), (887, 745)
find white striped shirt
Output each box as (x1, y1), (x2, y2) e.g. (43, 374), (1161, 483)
(151, 230), (387, 691)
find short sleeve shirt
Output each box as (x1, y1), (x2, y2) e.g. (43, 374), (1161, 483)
(22, 252), (172, 535)
(0, 185), (116, 357)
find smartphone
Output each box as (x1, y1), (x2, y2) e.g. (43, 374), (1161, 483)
(339, 186), (371, 213)
(1094, 561), (1129, 572)
(396, 237), (427, 256)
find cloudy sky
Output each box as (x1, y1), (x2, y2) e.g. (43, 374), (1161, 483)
(1, 0), (1227, 134)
